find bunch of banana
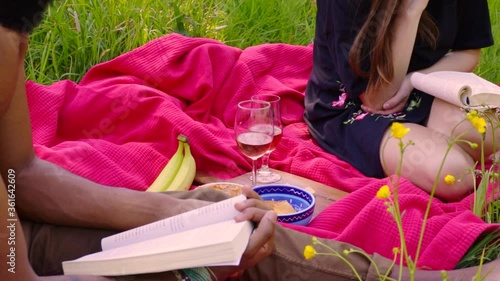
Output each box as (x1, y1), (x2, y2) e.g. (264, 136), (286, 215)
(146, 134), (197, 192)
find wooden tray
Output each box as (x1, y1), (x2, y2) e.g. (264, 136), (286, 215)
(194, 169), (349, 218)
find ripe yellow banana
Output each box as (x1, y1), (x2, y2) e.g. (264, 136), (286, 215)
(146, 135), (186, 192)
(165, 139), (197, 192)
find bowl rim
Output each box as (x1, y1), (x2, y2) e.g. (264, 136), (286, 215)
(253, 184), (316, 219)
(196, 181), (244, 188)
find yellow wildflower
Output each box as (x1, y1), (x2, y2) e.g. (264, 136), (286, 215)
(390, 122), (410, 139)
(469, 116), (486, 134)
(470, 142), (478, 149)
(343, 249), (349, 256)
(444, 174), (456, 185)
(376, 185), (391, 199)
(466, 110), (486, 133)
(304, 245), (316, 260)
(466, 110), (478, 121)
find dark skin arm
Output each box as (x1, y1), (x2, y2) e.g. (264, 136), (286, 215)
(0, 26), (200, 281)
(1, 174), (276, 281)
(0, 31), (208, 230)
(0, 26), (276, 280)
(0, 177), (113, 281)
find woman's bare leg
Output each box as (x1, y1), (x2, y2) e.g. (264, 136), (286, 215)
(380, 122), (475, 202)
(379, 97), (500, 202)
(427, 98), (500, 160)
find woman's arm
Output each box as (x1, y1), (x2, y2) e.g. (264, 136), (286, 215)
(367, 49), (481, 114)
(413, 49), (481, 74)
(361, 5), (428, 110)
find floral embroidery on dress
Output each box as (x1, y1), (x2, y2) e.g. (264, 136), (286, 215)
(332, 93), (348, 107)
(375, 112), (407, 121)
(355, 112), (368, 120)
(344, 110), (370, 124)
(331, 83), (351, 108)
(344, 91), (424, 124)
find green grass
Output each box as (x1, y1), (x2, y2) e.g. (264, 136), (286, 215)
(27, 0), (499, 84)
(477, 0), (500, 82)
(26, 0), (316, 84)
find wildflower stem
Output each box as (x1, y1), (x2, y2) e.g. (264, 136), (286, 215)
(347, 249), (383, 278)
(480, 133), (487, 218)
(384, 250), (399, 281)
(381, 134), (413, 280)
(414, 127), (470, 265)
(314, 244), (364, 281)
(391, 140), (412, 280)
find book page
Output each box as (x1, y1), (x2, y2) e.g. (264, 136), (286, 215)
(101, 194), (246, 250)
(411, 71), (500, 108)
(63, 220), (253, 276)
(411, 71), (471, 107)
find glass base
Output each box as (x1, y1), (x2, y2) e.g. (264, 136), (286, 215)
(249, 170), (282, 184)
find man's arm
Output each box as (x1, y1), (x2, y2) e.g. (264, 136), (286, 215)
(0, 175), (38, 281)
(1, 176), (115, 281)
(16, 158), (208, 230)
(0, 38), (208, 230)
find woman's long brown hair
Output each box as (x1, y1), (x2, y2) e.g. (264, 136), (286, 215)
(348, 0), (438, 94)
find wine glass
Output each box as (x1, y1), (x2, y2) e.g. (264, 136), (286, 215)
(250, 94), (283, 183)
(235, 100), (274, 187)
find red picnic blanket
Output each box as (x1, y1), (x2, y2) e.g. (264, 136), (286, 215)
(27, 33), (499, 271)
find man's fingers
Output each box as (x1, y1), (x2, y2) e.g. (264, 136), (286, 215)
(235, 197), (272, 213)
(241, 240), (275, 268)
(234, 205), (275, 222)
(241, 211), (276, 260)
(241, 186), (262, 200)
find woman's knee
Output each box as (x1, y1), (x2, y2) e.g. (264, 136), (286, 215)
(421, 149), (475, 202)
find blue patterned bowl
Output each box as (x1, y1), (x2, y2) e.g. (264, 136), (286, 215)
(253, 184), (315, 226)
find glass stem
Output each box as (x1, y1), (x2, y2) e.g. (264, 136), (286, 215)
(260, 152), (271, 172)
(251, 159), (257, 187)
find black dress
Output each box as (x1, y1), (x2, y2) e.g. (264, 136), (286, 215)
(304, 0), (494, 178)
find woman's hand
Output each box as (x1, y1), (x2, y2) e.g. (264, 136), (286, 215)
(211, 186), (277, 280)
(361, 72), (414, 115)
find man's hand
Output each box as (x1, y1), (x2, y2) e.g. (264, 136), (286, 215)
(211, 186), (277, 279)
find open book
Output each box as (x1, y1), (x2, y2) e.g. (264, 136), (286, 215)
(62, 194), (253, 276)
(411, 71), (500, 109)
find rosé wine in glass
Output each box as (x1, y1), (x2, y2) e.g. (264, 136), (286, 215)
(236, 132), (273, 159)
(235, 100), (274, 186)
(250, 94), (283, 183)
